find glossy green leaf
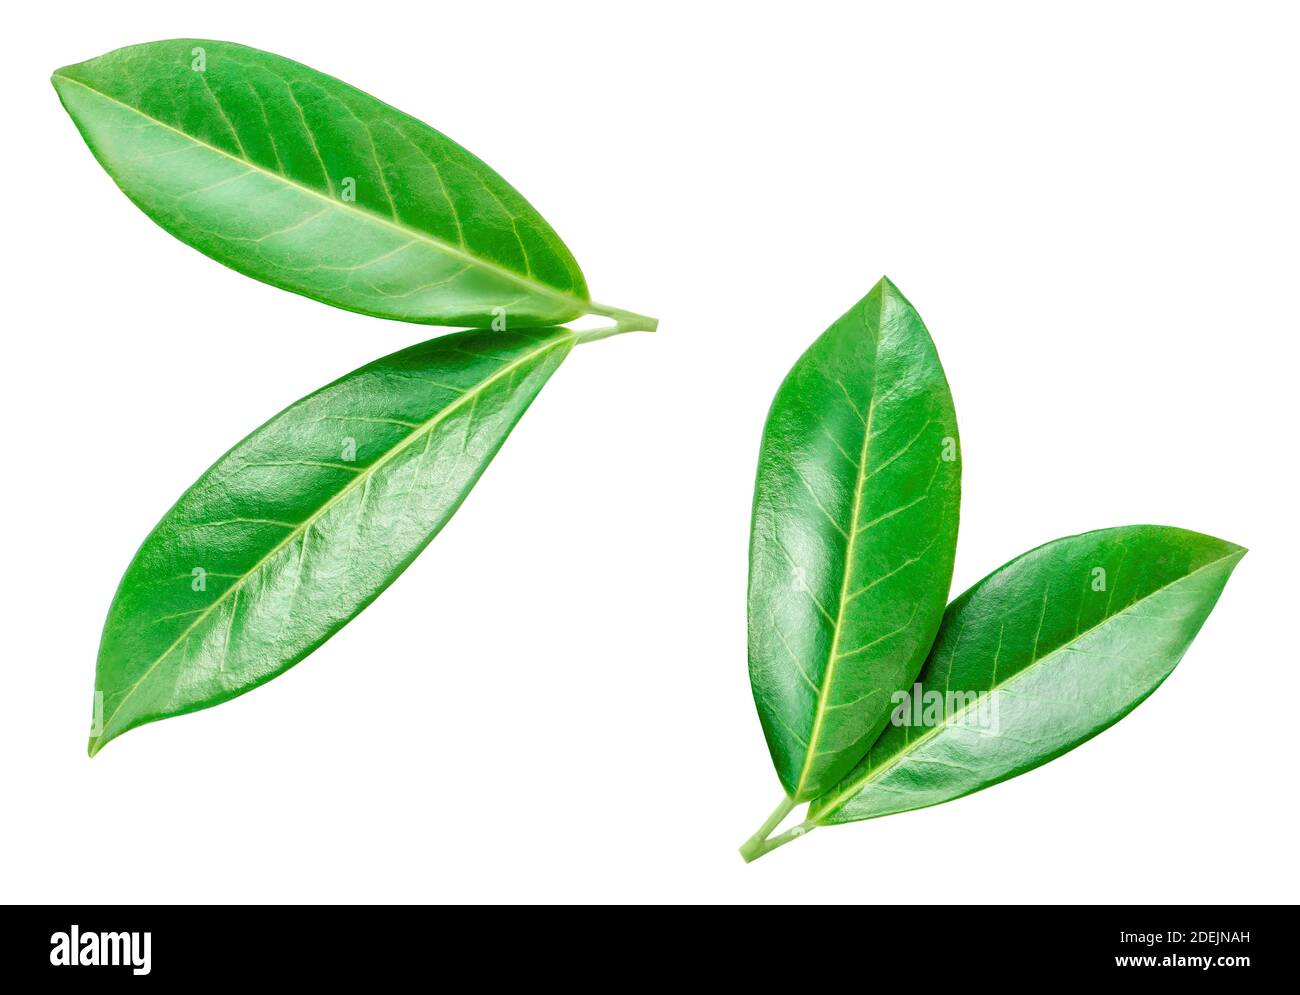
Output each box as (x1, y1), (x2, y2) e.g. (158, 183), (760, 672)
(53, 39), (652, 330)
(90, 326), (575, 755)
(748, 278), (961, 801)
(809, 526), (1245, 825)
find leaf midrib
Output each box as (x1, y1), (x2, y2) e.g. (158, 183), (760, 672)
(95, 334), (571, 743)
(793, 297), (884, 799)
(53, 73), (590, 316)
(811, 546), (1244, 820)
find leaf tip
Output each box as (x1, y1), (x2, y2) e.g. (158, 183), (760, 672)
(50, 68), (82, 110)
(1207, 535), (1248, 568)
(865, 274), (911, 316)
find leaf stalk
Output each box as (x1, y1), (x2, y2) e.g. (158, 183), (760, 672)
(742, 821), (816, 862)
(583, 302), (659, 337)
(738, 795), (816, 863)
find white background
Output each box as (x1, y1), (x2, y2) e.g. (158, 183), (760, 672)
(3, 1), (1296, 904)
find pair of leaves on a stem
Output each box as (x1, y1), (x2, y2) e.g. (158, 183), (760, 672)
(743, 279), (1243, 860)
(55, 39), (655, 754)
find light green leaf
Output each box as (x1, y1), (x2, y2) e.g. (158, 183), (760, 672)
(810, 526), (1245, 825)
(53, 39), (653, 330)
(90, 327), (575, 755)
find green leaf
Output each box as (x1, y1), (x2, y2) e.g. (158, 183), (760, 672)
(52, 39), (652, 330)
(90, 326), (576, 755)
(809, 526), (1245, 825)
(747, 278), (961, 801)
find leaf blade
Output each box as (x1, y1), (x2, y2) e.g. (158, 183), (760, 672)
(748, 278), (961, 800)
(53, 39), (591, 326)
(810, 526), (1245, 824)
(90, 327), (574, 754)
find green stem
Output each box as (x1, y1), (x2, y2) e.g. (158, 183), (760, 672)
(738, 795), (807, 863)
(584, 301), (659, 335)
(743, 821), (816, 862)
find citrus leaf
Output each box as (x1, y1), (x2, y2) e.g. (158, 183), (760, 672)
(53, 39), (651, 329)
(90, 327), (574, 755)
(810, 526), (1245, 825)
(748, 278), (961, 801)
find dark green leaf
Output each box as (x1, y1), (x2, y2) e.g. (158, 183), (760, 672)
(90, 326), (574, 755)
(809, 526), (1245, 825)
(53, 39), (651, 330)
(748, 278), (961, 801)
